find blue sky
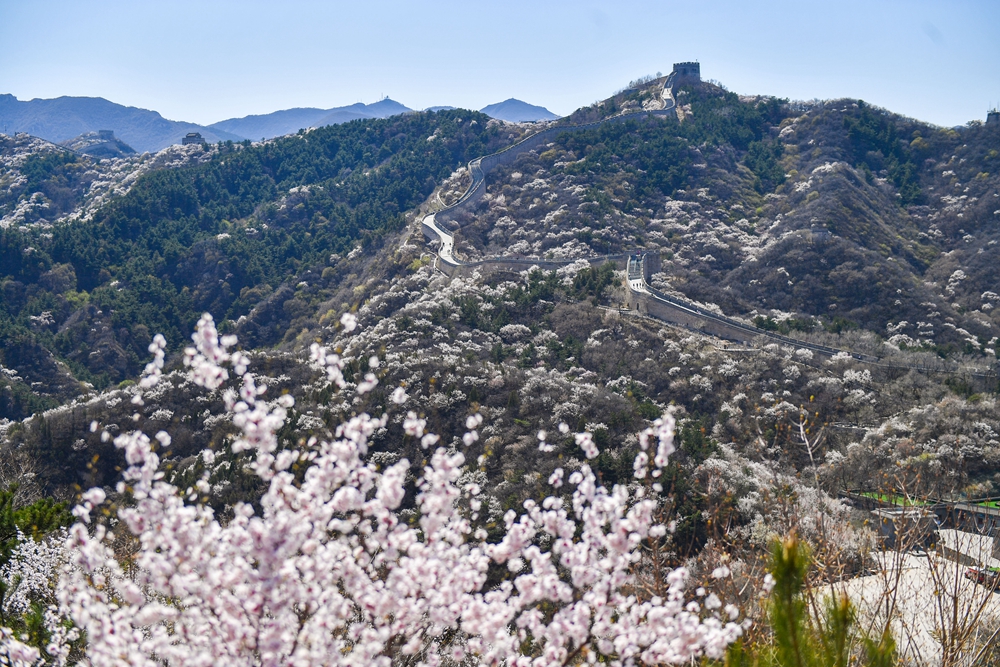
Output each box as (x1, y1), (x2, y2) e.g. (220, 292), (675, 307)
(1, 0), (998, 127)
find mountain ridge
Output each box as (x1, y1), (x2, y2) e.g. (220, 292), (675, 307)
(1, 93), (562, 153)
(209, 98), (416, 140)
(480, 98), (560, 122)
(0, 93), (245, 153)
(207, 97), (562, 140)
(3, 78), (998, 428)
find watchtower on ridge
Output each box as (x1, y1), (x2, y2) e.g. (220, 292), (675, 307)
(672, 62), (701, 86)
(988, 107), (1000, 125)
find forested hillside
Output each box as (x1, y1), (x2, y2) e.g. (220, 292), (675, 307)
(3, 75), (1000, 665)
(0, 112), (524, 419)
(457, 84), (1000, 360)
(0, 77), (995, 509)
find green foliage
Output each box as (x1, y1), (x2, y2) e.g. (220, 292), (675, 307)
(558, 118), (693, 200)
(727, 536), (897, 667)
(678, 90), (788, 192)
(767, 537), (812, 667)
(677, 88), (787, 152)
(0, 486), (71, 565)
(544, 334), (584, 366)
(19, 152), (80, 195)
(678, 416), (717, 464)
(822, 316), (860, 335)
(0, 374), (58, 421)
(0, 486), (71, 652)
(655, 461), (707, 556)
(945, 376), (977, 399)
(570, 263), (617, 301)
(844, 101), (922, 205)
(0, 111), (507, 419)
(745, 140), (786, 193)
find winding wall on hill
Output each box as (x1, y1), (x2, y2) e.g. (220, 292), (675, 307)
(419, 75), (996, 380)
(422, 75), (675, 275)
(624, 255), (870, 360)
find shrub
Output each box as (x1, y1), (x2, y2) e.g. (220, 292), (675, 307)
(0, 314), (744, 665)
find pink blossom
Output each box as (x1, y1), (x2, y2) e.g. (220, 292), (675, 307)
(15, 314), (743, 666)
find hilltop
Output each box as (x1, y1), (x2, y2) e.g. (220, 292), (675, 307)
(454, 84), (1000, 360)
(480, 98), (560, 122)
(59, 130), (136, 158)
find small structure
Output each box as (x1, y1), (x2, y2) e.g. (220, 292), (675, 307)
(939, 500), (1000, 534)
(97, 130), (115, 141)
(843, 490), (1000, 534)
(672, 62), (701, 86)
(871, 507), (938, 550)
(937, 529), (1000, 568)
(181, 132), (205, 145)
(988, 108), (999, 125)
(642, 252), (662, 282)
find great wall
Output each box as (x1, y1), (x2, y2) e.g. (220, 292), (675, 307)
(420, 63), (997, 380)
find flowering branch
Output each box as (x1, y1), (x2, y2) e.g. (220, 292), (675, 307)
(3, 313), (743, 666)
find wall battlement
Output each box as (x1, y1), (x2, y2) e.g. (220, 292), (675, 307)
(671, 61), (701, 87)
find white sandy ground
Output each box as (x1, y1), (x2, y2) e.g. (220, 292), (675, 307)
(820, 546), (1000, 665)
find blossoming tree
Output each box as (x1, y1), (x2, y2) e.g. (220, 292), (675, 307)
(1, 314), (742, 666)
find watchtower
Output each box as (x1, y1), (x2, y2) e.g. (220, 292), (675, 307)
(181, 132), (205, 145)
(672, 62), (701, 86)
(988, 108), (1000, 125)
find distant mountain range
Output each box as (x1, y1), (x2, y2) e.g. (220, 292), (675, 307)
(209, 99), (415, 141)
(0, 93), (560, 153)
(479, 99), (560, 123)
(0, 94), (243, 153)
(210, 98), (560, 140)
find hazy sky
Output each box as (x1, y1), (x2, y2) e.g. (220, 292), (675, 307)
(1, 0), (998, 127)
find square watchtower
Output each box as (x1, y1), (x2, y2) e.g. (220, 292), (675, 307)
(672, 62), (701, 86)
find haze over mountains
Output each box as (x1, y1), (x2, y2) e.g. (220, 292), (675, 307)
(0, 93), (560, 153)
(0, 94), (244, 153)
(479, 98), (560, 123)
(208, 98), (414, 141)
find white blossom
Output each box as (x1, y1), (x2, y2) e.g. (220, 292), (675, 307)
(3, 314), (743, 666)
